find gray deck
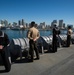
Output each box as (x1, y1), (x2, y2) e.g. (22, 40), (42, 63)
(0, 45), (74, 75)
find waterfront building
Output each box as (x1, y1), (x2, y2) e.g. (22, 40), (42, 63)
(25, 23), (29, 28)
(4, 20), (8, 27)
(39, 22), (46, 29)
(46, 25), (51, 30)
(13, 22), (17, 26)
(63, 23), (66, 28)
(22, 19), (25, 26)
(18, 20), (22, 25)
(8, 23), (12, 28)
(58, 20), (63, 28)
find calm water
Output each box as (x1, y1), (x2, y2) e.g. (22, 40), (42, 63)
(1, 29), (67, 41)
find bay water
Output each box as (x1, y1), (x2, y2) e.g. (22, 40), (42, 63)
(1, 29), (67, 41)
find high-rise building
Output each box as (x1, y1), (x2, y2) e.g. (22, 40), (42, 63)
(18, 20), (22, 25)
(58, 20), (63, 28)
(39, 22), (46, 29)
(63, 23), (65, 28)
(22, 19), (25, 25)
(4, 20), (8, 27)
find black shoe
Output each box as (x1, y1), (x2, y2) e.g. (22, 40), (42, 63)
(67, 46), (70, 47)
(55, 50), (57, 52)
(50, 51), (55, 53)
(5, 69), (10, 72)
(28, 59), (33, 62)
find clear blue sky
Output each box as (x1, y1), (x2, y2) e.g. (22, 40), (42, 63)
(0, 0), (74, 25)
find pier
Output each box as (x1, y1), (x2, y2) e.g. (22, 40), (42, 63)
(0, 44), (74, 75)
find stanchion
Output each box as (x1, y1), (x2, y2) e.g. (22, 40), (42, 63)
(41, 46), (44, 54)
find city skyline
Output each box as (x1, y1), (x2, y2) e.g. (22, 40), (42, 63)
(0, 0), (74, 25)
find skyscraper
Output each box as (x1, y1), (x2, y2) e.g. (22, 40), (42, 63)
(18, 20), (22, 25)
(59, 20), (63, 28)
(22, 19), (25, 25)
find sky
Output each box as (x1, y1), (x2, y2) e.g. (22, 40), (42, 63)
(0, 0), (74, 25)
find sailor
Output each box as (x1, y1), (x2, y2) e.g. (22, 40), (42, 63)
(0, 30), (11, 72)
(27, 21), (40, 62)
(67, 26), (72, 47)
(52, 24), (60, 52)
